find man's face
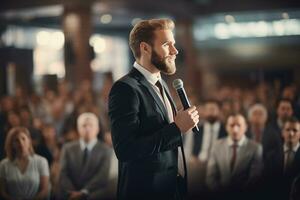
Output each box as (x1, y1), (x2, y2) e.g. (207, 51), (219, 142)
(282, 122), (300, 146)
(150, 29), (178, 75)
(277, 101), (293, 121)
(249, 109), (267, 126)
(78, 118), (99, 142)
(226, 115), (247, 141)
(204, 102), (220, 124)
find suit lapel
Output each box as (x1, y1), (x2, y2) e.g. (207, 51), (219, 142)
(129, 68), (169, 122)
(220, 141), (231, 177)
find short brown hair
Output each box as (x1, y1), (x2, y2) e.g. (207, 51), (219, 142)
(5, 127), (34, 161)
(129, 18), (175, 59)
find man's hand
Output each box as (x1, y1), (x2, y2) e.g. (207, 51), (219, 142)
(174, 106), (199, 134)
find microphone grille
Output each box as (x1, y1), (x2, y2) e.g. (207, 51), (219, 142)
(172, 79), (183, 90)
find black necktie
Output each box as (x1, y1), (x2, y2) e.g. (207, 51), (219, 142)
(82, 147), (88, 167)
(155, 80), (165, 103)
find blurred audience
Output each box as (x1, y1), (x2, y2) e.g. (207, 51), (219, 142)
(206, 113), (263, 200)
(57, 112), (112, 200)
(0, 127), (50, 200)
(0, 77), (300, 200)
(263, 117), (300, 199)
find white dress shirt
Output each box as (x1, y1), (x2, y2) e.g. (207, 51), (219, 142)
(199, 121), (221, 162)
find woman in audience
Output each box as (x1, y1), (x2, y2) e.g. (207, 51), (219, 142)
(0, 127), (50, 200)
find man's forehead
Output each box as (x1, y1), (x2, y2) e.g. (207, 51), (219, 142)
(80, 117), (97, 125)
(228, 115), (245, 123)
(153, 29), (175, 41)
(284, 122), (300, 128)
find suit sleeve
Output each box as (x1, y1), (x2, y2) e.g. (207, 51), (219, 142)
(58, 145), (75, 197)
(246, 143), (263, 187)
(84, 147), (112, 198)
(109, 81), (182, 162)
(206, 143), (220, 190)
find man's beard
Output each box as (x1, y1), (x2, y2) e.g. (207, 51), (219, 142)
(150, 49), (176, 75)
(206, 116), (218, 124)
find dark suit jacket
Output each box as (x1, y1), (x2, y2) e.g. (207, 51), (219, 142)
(263, 144), (300, 199)
(192, 122), (227, 157)
(262, 120), (283, 154)
(109, 68), (185, 199)
(58, 140), (112, 200)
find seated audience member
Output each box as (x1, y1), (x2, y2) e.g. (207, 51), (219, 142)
(0, 127), (50, 200)
(263, 98), (293, 156)
(264, 117), (300, 199)
(58, 112), (112, 200)
(206, 113), (263, 199)
(189, 99), (227, 198)
(192, 99), (227, 163)
(247, 103), (268, 143)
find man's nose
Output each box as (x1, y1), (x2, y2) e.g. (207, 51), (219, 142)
(289, 130), (295, 137)
(233, 125), (240, 133)
(170, 45), (178, 55)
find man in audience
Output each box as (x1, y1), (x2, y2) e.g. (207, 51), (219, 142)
(192, 99), (227, 162)
(263, 98), (293, 158)
(206, 113), (263, 199)
(58, 112), (112, 200)
(247, 103), (268, 143)
(264, 117), (300, 199)
(188, 99), (227, 198)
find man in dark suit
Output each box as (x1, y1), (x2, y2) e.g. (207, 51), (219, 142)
(192, 99), (227, 162)
(58, 112), (112, 200)
(263, 116), (300, 199)
(262, 98), (293, 157)
(108, 18), (199, 200)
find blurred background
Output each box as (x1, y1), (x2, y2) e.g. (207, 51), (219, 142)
(1, 0), (300, 199)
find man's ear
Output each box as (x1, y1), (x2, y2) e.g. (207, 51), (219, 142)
(140, 42), (152, 56)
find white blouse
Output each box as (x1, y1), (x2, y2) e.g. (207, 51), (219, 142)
(0, 154), (49, 200)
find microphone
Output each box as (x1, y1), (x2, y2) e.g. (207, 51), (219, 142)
(173, 79), (199, 133)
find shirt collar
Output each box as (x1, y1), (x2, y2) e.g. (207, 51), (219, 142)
(227, 135), (246, 147)
(284, 142), (300, 152)
(133, 62), (161, 86)
(80, 138), (98, 152)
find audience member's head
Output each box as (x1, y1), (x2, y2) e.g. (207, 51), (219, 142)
(7, 111), (21, 128)
(282, 85), (297, 101)
(0, 96), (15, 113)
(19, 106), (32, 127)
(226, 113), (247, 142)
(77, 112), (99, 143)
(5, 127), (34, 161)
(204, 99), (221, 124)
(247, 103), (268, 127)
(276, 98), (293, 122)
(282, 117), (300, 148)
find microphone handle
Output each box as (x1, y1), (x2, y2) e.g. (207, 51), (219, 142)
(177, 88), (199, 133)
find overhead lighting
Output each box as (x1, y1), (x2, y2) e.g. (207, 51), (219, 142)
(282, 12), (289, 20)
(36, 31), (51, 46)
(89, 35), (106, 53)
(225, 15), (235, 23)
(36, 30), (64, 49)
(100, 14), (112, 24)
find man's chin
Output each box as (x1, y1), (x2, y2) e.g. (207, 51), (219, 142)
(161, 64), (176, 75)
